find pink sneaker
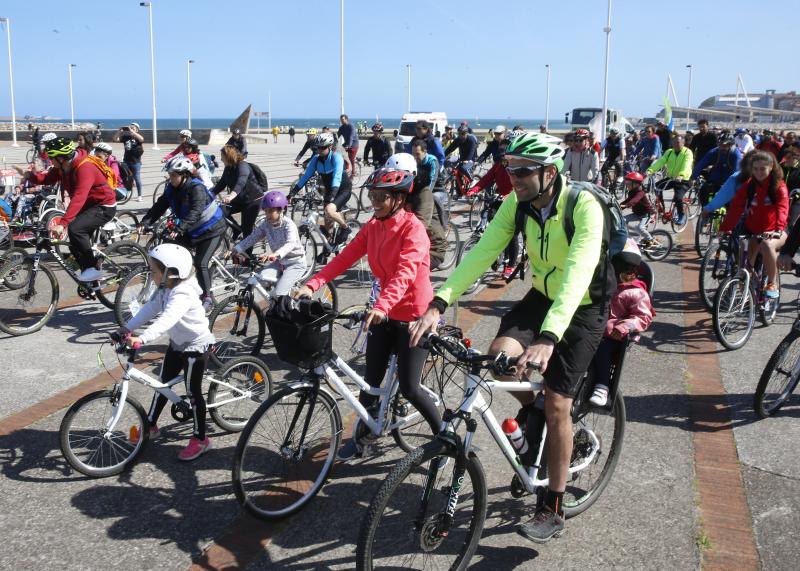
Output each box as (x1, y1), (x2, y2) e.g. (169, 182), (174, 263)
(503, 266), (515, 280)
(178, 437), (211, 461)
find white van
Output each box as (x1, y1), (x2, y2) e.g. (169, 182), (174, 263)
(394, 112), (449, 152)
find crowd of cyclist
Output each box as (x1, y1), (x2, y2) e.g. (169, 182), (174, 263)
(5, 116), (800, 544)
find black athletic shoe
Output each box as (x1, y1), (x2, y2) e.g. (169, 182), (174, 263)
(517, 507), (565, 544)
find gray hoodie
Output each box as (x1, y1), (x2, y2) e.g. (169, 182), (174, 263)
(234, 216), (306, 266)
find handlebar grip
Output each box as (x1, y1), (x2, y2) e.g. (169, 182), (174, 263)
(131, 341), (143, 350)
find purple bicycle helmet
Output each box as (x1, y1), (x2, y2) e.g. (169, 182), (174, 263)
(261, 190), (288, 209)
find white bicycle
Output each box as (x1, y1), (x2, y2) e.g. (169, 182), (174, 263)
(59, 336), (273, 477)
(231, 304), (458, 520)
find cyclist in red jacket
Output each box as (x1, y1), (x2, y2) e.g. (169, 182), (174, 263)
(20, 137), (116, 282)
(295, 166), (441, 461)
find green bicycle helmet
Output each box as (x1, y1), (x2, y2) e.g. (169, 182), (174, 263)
(505, 132), (565, 171)
(44, 137), (77, 159)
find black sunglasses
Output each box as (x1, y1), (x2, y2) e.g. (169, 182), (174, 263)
(504, 164), (541, 178)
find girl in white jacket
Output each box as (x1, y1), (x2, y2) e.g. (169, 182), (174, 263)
(118, 244), (216, 461)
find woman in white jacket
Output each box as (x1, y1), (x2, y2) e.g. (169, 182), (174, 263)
(118, 244), (216, 461)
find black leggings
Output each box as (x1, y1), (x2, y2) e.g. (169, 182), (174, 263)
(67, 205), (115, 270)
(361, 320), (442, 434)
(226, 197), (261, 244)
(177, 232), (223, 297)
(147, 345), (209, 439)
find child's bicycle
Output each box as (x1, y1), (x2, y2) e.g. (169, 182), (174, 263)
(712, 230), (783, 350)
(231, 301), (457, 520)
(645, 176), (695, 233)
(356, 330), (628, 569)
(206, 253), (338, 367)
(58, 333), (273, 477)
(0, 219), (148, 336)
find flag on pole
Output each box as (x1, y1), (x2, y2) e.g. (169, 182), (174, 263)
(663, 96), (674, 131)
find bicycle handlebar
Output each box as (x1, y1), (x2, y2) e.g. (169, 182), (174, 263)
(423, 333), (542, 376)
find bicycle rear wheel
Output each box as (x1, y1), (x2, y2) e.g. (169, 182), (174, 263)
(298, 226), (318, 281)
(358, 185), (374, 216)
(0, 247), (30, 289)
(562, 392), (626, 518)
(467, 194), (485, 231)
(0, 258), (59, 336)
(356, 440), (487, 570)
(694, 214), (714, 257)
(670, 204), (689, 233)
(699, 239), (732, 311)
(439, 221), (460, 271)
(754, 330), (800, 418)
(59, 389), (148, 477)
(457, 235), (485, 295)
(113, 267), (157, 327)
(95, 240), (149, 309)
(232, 385), (342, 520)
(208, 356), (273, 432)
(713, 276), (755, 350)
(208, 295), (266, 368)
(151, 180), (166, 205)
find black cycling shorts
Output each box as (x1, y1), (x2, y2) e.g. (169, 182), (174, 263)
(328, 187), (352, 210)
(496, 288), (606, 397)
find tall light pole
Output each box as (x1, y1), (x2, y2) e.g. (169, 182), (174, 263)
(545, 64), (551, 132)
(407, 64), (412, 112)
(268, 91), (272, 131)
(600, 0), (613, 139)
(685, 64), (693, 130)
(140, 2), (159, 149)
(68, 64), (76, 129)
(339, 0), (344, 115)
(0, 17), (17, 146)
(186, 59), (194, 129)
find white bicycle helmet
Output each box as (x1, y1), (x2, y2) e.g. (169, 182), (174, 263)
(494, 124), (507, 134)
(149, 244), (194, 279)
(385, 152), (417, 175)
(313, 132), (335, 149)
(41, 132), (58, 143)
(168, 156), (195, 175)
(94, 142), (113, 154)
(179, 129), (192, 138)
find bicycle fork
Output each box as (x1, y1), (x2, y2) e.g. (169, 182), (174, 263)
(281, 389), (319, 461)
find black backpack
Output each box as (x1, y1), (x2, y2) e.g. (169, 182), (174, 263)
(247, 162), (269, 192)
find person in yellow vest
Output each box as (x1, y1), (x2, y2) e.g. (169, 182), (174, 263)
(272, 126), (280, 144)
(646, 134), (694, 225)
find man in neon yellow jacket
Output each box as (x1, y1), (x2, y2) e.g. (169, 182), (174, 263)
(410, 132), (614, 544)
(646, 134), (694, 224)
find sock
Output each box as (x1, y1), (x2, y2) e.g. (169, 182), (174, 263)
(545, 489), (564, 516)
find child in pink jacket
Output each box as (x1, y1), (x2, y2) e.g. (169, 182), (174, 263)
(590, 239), (655, 407)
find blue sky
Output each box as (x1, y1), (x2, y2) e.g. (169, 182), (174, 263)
(0, 0), (796, 120)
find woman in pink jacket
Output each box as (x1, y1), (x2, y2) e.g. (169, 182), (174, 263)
(590, 240), (655, 407)
(295, 166), (441, 460)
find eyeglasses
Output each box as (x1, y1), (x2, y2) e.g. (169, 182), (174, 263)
(368, 189), (393, 202)
(504, 164), (541, 178)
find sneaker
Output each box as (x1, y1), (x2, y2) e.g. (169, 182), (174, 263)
(336, 439), (363, 461)
(77, 267), (105, 282)
(765, 283), (780, 299)
(503, 266), (515, 280)
(316, 251), (329, 265)
(589, 384), (609, 407)
(202, 295), (215, 313)
(136, 196), (143, 202)
(675, 215), (687, 226)
(517, 507), (565, 544)
(334, 226), (352, 246)
(178, 436), (211, 461)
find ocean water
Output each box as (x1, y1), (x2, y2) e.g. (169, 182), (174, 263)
(51, 117), (571, 131)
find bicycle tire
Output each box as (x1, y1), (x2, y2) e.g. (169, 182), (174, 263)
(758, 271), (781, 326)
(208, 356), (273, 432)
(713, 276), (755, 350)
(59, 389), (148, 478)
(151, 180), (166, 205)
(298, 226), (318, 280)
(438, 221), (460, 272)
(313, 280), (338, 311)
(358, 185), (374, 216)
(754, 330), (800, 418)
(232, 384), (342, 520)
(0, 247), (30, 289)
(117, 186), (133, 206)
(694, 214), (714, 258)
(208, 294), (266, 368)
(467, 195), (485, 231)
(112, 212), (141, 244)
(699, 239), (732, 311)
(686, 188), (701, 220)
(0, 258), (59, 336)
(670, 204), (689, 233)
(642, 230), (672, 262)
(457, 234), (485, 295)
(562, 391), (626, 517)
(94, 240), (149, 309)
(113, 266), (156, 327)
(356, 440), (487, 570)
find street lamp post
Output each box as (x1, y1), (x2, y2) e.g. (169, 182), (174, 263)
(407, 64), (412, 112)
(685, 64), (693, 130)
(140, 2), (159, 149)
(600, 0), (613, 139)
(545, 64), (551, 132)
(68, 64), (76, 129)
(0, 17), (18, 147)
(187, 59), (194, 129)
(339, 0), (344, 115)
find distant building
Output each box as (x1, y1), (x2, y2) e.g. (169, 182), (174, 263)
(697, 90), (800, 122)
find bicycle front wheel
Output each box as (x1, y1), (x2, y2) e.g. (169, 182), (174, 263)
(699, 240), (731, 311)
(670, 205), (689, 233)
(439, 221), (460, 271)
(95, 240), (149, 309)
(59, 389), (148, 477)
(563, 392), (626, 518)
(0, 247), (30, 289)
(358, 185), (374, 216)
(208, 295), (266, 368)
(113, 267), (156, 326)
(357, 440), (487, 570)
(713, 276), (755, 350)
(754, 330), (800, 418)
(298, 227), (317, 281)
(642, 230), (672, 262)
(457, 235), (485, 295)
(694, 215), (713, 257)
(208, 356), (273, 432)
(0, 258), (59, 336)
(151, 180), (166, 205)
(232, 385), (342, 520)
